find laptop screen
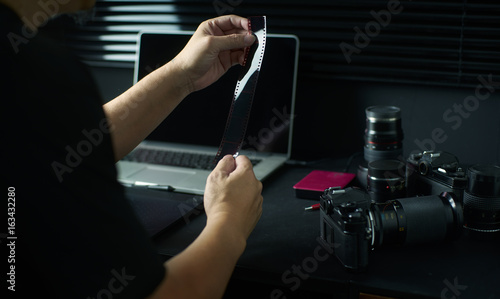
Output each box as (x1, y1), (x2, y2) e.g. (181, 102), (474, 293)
(135, 32), (298, 156)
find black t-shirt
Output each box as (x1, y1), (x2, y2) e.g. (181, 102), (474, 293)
(1, 5), (165, 298)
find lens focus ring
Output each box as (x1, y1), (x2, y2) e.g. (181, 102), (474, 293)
(464, 192), (500, 211)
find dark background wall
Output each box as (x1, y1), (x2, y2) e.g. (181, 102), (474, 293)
(70, 0), (500, 166)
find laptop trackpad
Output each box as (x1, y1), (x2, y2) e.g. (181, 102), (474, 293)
(127, 166), (195, 185)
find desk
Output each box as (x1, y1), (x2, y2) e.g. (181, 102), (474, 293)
(152, 159), (500, 299)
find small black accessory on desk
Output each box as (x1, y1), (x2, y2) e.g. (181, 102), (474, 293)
(318, 187), (463, 272)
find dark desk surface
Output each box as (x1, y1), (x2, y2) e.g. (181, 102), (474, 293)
(152, 159), (500, 299)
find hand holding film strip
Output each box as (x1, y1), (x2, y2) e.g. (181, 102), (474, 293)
(214, 16), (267, 164)
(172, 15), (257, 94)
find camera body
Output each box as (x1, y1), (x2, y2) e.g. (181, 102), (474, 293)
(319, 188), (373, 271)
(406, 151), (467, 203)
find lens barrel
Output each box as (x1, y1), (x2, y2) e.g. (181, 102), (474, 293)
(372, 192), (463, 247)
(363, 106), (404, 163)
(368, 159), (406, 203)
(463, 164), (500, 238)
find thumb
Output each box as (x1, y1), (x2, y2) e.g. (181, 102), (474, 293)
(214, 155), (236, 174)
(214, 34), (256, 52)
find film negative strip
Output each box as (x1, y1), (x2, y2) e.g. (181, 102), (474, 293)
(214, 16), (267, 164)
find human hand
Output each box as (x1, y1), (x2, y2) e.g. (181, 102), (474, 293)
(170, 15), (256, 94)
(203, 155), (263, 241)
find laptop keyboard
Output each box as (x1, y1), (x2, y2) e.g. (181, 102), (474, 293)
(123, 148), (261, 171)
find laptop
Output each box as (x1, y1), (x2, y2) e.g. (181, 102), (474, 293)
(116, 30), (299, 195)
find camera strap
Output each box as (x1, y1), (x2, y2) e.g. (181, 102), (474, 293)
(214, 16), (267, 164)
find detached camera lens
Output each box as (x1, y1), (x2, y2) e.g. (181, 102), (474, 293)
(363, 106), (404, 163)
(463, 164), (500, 239)
(368, 159), (406, 203)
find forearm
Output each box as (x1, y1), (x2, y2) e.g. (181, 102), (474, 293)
(102, 15), (253, 162)
(103, 61), (192, 161)
(149, 219), (246, 299)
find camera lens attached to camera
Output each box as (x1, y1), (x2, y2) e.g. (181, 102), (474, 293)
(319, 187), (463, 271)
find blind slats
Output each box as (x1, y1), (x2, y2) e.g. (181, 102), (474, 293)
(66, 0), (500, 87)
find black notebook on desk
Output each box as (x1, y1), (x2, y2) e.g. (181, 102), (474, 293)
(125, 186), (203, 237)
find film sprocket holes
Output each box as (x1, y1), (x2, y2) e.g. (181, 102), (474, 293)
(319, 187), (463, 271)
(406, 151), (467, 203)
(214, 16), (267, 163)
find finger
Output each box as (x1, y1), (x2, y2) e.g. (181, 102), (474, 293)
(233, 155), (254, 173)
(210, 15), (250, 32)
(213, 34), (255, 53)
(219, 28), (251, 36)
(214, 154), (236, 174)
(229, 49), (245, 66)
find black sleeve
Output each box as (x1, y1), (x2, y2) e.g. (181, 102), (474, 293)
(1, 8), (165, 298)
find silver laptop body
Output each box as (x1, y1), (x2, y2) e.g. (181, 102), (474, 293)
(116, 30), (299, 195)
